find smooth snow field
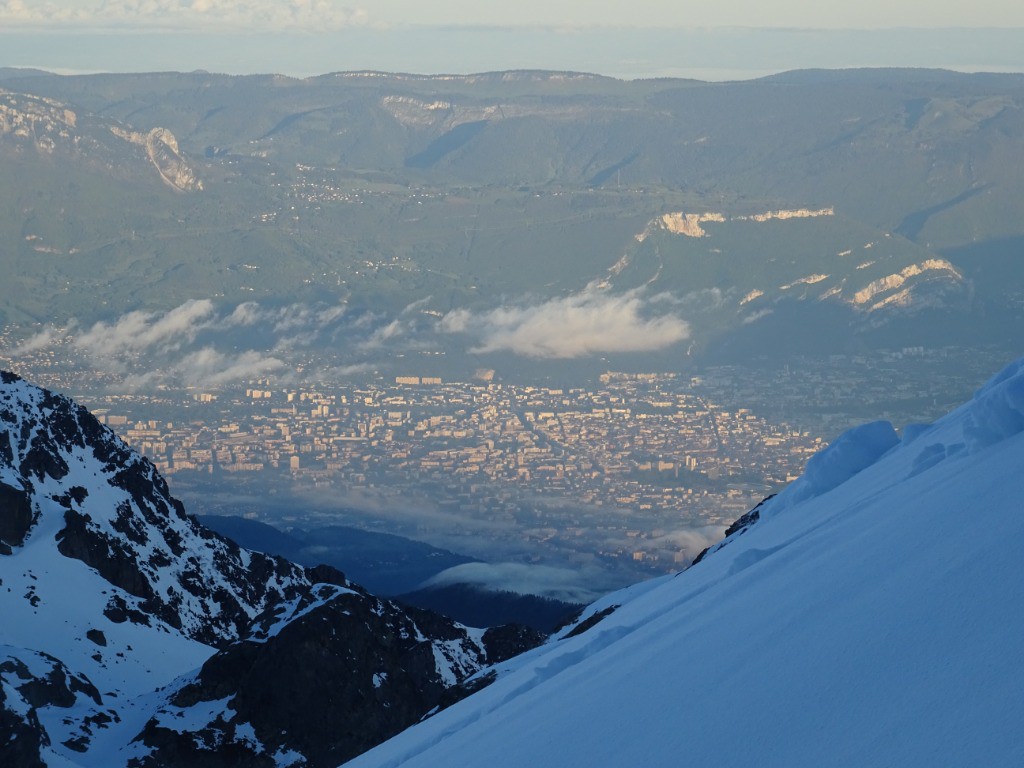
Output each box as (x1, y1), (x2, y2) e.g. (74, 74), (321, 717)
(345, 358), (1024, 768)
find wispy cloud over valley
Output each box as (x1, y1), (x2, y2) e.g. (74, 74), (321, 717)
(441, 284), (690, 359)
(7, 298), (393, 390)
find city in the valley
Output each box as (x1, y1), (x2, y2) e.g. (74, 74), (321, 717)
(5, 328), (1000, 586)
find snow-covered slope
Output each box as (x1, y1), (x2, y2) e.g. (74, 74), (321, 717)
(0, 371), (540, 766)
(346, 357), (1024, 768)
(0, 369), (312, 677)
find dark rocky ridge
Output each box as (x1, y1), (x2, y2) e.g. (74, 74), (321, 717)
(134, 585), (542, 767)
(0, 647), (106, 765)
(0, 370), (545, 765)
(0, 369), (314, 647)
(689, 493), (775, 567)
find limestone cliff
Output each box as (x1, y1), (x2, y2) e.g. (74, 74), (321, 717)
(109, 126), (204, 193)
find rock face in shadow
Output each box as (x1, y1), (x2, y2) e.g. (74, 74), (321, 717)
(134, 584), (543, 768)
(0, 370), (546, 765)
(0, 647), (104, 766)
(0, 478), (34, 552)
(1, 369), (314, 648)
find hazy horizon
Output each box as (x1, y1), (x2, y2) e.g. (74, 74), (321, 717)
(2, 25), (1023, 82)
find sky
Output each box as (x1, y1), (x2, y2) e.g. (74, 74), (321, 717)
(1, 0), (1023, 30)
(0, 1), (1023, 78)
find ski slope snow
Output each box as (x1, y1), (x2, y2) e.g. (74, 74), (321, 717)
(345, 358), (1024, 768)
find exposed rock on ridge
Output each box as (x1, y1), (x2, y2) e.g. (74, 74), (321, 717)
(0, 370), (543, 766)
(0, 89), (201, 191)
(0, 370), (311, 648)
(109, 126), (203, 192)
(133, 584), (542, 767)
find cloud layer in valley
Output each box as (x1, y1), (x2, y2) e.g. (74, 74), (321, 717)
(7, 298), (398, 390)
(441, 284), (690, 359)
(421, 562), (611, 604)
(4, 285), (693, 388)
(646, 525), (727, 560)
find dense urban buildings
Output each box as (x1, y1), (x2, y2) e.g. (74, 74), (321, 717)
(4, 326), (1000, 582)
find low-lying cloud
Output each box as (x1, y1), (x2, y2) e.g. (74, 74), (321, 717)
(421, 562), (608, 604)
(114, 349), (286, 392)
(74, 298), (216, 357)
(441, 284), (690, 359)
(6, 298), (397, 390)
(741, 308), (775, 325)
(646, 525), (726, 561)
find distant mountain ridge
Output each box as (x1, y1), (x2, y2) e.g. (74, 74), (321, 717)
(1, 67), (1022, 369)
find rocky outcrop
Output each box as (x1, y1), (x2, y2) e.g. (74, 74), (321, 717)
(690, 494), (776, 566)
(658, 212), (726, 238)
(0, 684), (48, 768)
(736, 207), (834, 222)
(0, 89), (78, 154)
(643, 208), (832, 241)
(849, 258), (962, 310)
(0, 478), (34, 552)
(0, 370), (312, 648)
(0, 89), (202, 192)
(0, 647), (106, 764)
(0, 370), (545, 766)
(133, 583), (540, 768)
(109, 126), (203, 192)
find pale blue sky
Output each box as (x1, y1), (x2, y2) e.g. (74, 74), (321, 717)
(1, 1), (1022, 78)
(352, 0), (1024, 29)
(1, 1), (1022, 30)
